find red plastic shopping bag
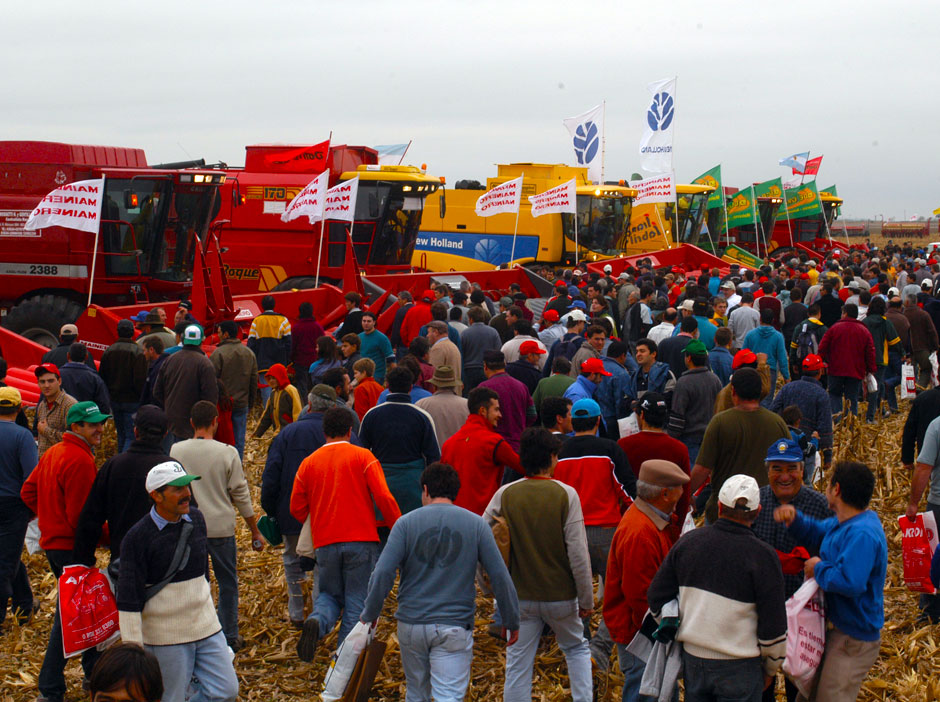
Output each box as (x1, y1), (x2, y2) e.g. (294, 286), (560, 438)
(899, 512), (939, 594)
(782, 577), (826, 697)
(58, 565), (120, 658)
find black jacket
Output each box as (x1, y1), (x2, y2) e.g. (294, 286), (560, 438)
(60, 361), (111, 413)
(99, 339), (148, 403)
(41, 343), (96, 370)
(506, 359), (542, 395)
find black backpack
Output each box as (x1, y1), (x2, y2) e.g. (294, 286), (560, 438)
(794, 322), (819, 363)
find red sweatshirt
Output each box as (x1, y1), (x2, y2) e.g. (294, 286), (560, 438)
(441, 414), (521, 515)
(21, 432), (105, 551)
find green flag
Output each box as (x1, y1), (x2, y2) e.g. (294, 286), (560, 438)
(781, 182), (822, 219)
(820, 185), (841, 216)
(693, 165), (724, 210)
(726, 187), (758, 228)
(754, 177), (784, 200)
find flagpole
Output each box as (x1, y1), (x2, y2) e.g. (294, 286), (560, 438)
(87, 175), (105, 307)
(601, 101), (606, 184)
(508, 174), (524, 268)
(398, 140), (412, 166)
(574, 204), (580, 264)
(751, 185), (767, 260)
(782, 187), (794, 248)
(721, 187), (731, 248)
(821, 200), (834, 247)
(315, 219), (325, 287)
(655, 206), (671, 250)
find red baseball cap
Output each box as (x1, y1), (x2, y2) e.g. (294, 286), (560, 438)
(421, 289), (436, 303)
(732, 349), (758, 370)
(580, 357), (612, 376)
(542, 309), (560, 322)
(802, 354), (827, 371)
(34, 363), (60, 378)
(519, 340), (546, 355)
(555, 280), (567, 289)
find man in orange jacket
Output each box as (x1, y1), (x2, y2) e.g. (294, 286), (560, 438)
(21, 400), (110, 702)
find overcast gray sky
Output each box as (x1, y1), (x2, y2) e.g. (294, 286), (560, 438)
(4, 0), (937, 219)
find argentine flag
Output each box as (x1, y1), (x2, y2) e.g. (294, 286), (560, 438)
(778, 152), (810, 171)
(375, 143), (410, 165)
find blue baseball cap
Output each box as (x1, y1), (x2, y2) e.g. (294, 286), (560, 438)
(571, 398), (601, 419)
(765, 438), (803, 463)
(568, 299), (587, 311)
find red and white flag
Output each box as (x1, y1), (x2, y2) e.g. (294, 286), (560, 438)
(324, 177), (359, 222)
(25, 178), (105, 234)
(529, 179), (577, 218)
(281, 171), (329, 224)
(263, 140), (330, 172)
(796, 155), (823, 176)
(475, 177), (523, 217)
(631, 172), (676, 205)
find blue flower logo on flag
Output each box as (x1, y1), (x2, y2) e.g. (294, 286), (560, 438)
(572, 121), (599, 165)
(647, 92), (675, 132)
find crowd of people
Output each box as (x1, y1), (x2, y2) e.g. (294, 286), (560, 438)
(3, 240), (940, 701)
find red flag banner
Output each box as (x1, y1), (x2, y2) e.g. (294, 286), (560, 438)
(802, 156), (823, 176)
(263, 140), (330, 172)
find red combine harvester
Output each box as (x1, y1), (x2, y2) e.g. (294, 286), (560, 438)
(584, 244), (743, 278)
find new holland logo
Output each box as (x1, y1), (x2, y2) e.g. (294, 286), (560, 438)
(647, 92), (675, 132)
(572, 121), (599, 165)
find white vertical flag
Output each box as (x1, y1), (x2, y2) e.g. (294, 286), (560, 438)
(281, 171), (329, 224)
(25, 178), (105, 234)
(630, 172), (676, 205)
(639, 77), (677, 173)
(563, 105), (603, 184)
(528, 179), (577, 217)
(324, 176), (359, 222)
(475, 177), (523, 217)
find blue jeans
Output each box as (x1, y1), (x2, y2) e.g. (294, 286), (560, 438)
(207, 537), (239, 644)
(504, 599), (592, 702)
(865, 366), (887, 421)
(310, 541), (380, 644)
(616, 645), (661, 702)
(682, 651), (763, 702)
(885, 350), (902, 411)
(681, 436), (703, 467)
(283, 534), (318, 622)
(258, 371), (272, 407)
(146, 629), (238, 702)
(828, 375), (861, 416)
(230, 407), (248, 460)
(38, 550), (100, 698)
(111, 401), (139, 452)
(0, 497), (32, 626)
(761, 369), (778, 408)
(398, 621), (474, 702)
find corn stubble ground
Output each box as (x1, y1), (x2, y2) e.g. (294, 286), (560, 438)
(0, 405), (937, 701)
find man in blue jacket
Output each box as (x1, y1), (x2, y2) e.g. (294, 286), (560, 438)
(743, 307), (789, 406)
(261, 385), (360, 627)
(774, 460), (886, 701)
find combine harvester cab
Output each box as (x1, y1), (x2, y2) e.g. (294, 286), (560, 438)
(415, 163), (637, 271)
(0, 140), (224, 348)
(201, 144), (443, 293)
(767, 188), (848, 262)
(618, 183), (714, 256)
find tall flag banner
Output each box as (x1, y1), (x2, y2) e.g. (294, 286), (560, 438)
(25, 178), (105, 234)
(754, 177), (784, 200)
(563, 105), (603, 184)
(693, 165), (724, 210)
(782, 181), (823, 219)
(639, 77), (677, 173)
(529, 179), (577, 218)
(475, 177), (523, 217)
(726, 187), (758, 229)
(820, 185), (841, 216)
(779, 152), (810, 172)
(263, 140), (331, 172)
(800, 156), (823, 176)
(630, 172), (676, 205)
(281, 171), (329, 224)
(374, 143), (410, 165)
(324, 177), (359, 222)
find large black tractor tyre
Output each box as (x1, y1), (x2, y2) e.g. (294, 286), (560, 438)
(2, 294), (83, 349)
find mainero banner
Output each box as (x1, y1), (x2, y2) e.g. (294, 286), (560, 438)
(782, 182), (822, 219)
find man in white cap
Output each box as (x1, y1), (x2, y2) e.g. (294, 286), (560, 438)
(647, 474), (787, 702)
(117, 461), (239, 702)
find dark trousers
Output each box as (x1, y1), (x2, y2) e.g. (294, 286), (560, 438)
(884, 350), (902, 411)
(682, 652), (763, 702)
(463, 367), (486, 396)
(828, 375), (861, 416)
(0, 497), (32, 626)
(38, 549), (100, 698)
(865, 366), (887, 421)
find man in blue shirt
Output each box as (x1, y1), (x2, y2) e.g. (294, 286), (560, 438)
(774, 460), (886, 701)
(358, 311), (395, 385)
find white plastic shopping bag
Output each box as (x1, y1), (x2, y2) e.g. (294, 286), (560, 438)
(321, 620), (376, 701)
(782, 577), (826, 697)
(932, 352), (939, 389)
(680, 510), (696, 536)
(901, 363), (916, 400)
(865, 373), (878, 394)
(617, 412), (640, 439)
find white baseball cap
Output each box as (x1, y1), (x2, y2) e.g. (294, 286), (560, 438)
(182, 324), (204, 346)
(603, 264), (613, 273)
(567, 309), (588, 322)
(718, 474), (760, 511)
(146, 461), (201, 493)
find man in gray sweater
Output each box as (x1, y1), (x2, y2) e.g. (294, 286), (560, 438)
(668, 340), (723, 465)
(360, 462), (519, 701)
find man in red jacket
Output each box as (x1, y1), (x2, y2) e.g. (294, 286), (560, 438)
(21, 400), (110, 702)
(399, 289), (436, 349)
(441, 387), (522, 515)
(818, 303), (876, 418)
(603, 459), (688, 702)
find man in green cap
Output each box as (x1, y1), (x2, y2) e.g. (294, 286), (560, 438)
(21, 400), (111, 701)
(667, 339), (723, 465)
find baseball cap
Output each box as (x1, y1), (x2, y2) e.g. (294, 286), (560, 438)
(117, 319), (136, 337)
(519, 340), (546, 355)
(732, 349), (758, 370)
(720, 280), (735, 290)
(571, 398), (601, 418)
(888, 287), (900, 296)
(718, 474), (760, 511)
(135, 404), (168, 434)
(130, 310), (150, 323)
(555, 280), (568, 289)
(421, 289), (436, 303)
(499, 296), (513, 308)
(568, 300), (587, 311)
(636, 392), (668, 422)
(66, 401), (111, 426)
(580, 357), (612, 376)
(848, 280), (860, 290)
(924, 279), (935, 290)
(542, 309), (560, 323)
(310, 384), (337, 402)
(567, 309), (588, 322)
(0, 387), (22, 409)
(178, 300), (193, 311)
(60, 323), (79, 336)
(603, 264), (613, 273)
(678, 299), (695, 311)
(802, 354), (826, 371)
(684, 340), (707, 356)
(145, 461), (201, 493)
(618, 272), (630, 280)
(34, 363), (60, 378)
(765, 438), (804, 463)
(182, 324), (204, 346)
